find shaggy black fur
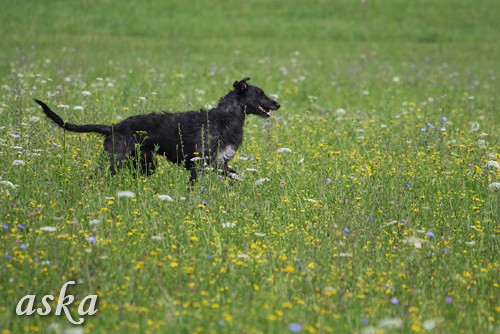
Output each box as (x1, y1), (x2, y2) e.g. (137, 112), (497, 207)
(34, 78), (280, 184)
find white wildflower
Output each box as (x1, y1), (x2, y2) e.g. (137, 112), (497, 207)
(40, 226), (57, 232)
(402, 235), (423, 249)
(255, 178), (270, 185)
(475, 139), (488, 149)
(73, 106), (84, 111)
(323, 286), (335, 292)
(377, 317), (403, 329)
(57, 104), (70, 110)
(469, 122), (480, 131)
(254, 232), (266, 237)
(392, 76), (400, 83)
(89, 219), (101, 225)
(361, 327), (377, 334)
(12, 160), (25, 166)
(338, 253), (353, 257)
(82, 90), (91, 96)
(61, 326), (84, 334)
(0, 180), (17, 188)
(422, 318), (444, 331)
(276, 147), (292, 153)
(336, 108), (346, 115)
(237, 253), (250, 259)
(485, 161), (499, 169)
(151, 235), (165, 240)
(156, 194), (174, 202)
(222, 222), (236, 228)
(488, 182), (500, 190)
(116, 190), (136, 198)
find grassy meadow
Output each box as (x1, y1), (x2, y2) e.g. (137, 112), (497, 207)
(0, 0), (499, 333)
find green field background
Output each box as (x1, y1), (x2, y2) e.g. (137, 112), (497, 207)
(0, 1), (498, 333)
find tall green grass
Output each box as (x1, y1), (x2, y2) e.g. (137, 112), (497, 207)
(0, 0), (498, 333)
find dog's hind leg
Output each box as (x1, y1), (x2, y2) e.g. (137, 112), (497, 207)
(104, 135), (132, 174)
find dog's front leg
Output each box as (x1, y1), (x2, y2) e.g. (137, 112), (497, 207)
(222, 162), (241, 181)
(189, 168), (198, 186)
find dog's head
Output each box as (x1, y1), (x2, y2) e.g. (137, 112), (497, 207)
(233, 77), (280, 118)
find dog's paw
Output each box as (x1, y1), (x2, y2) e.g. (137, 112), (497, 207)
(228, 172), (243, 181)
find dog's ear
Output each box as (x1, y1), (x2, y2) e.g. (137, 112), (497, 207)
(233, 77), (251, 91)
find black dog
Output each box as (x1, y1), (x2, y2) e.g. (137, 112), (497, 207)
(34, 78), (280, 184)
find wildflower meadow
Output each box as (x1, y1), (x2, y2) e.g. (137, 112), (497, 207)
(0, 0), (498, 333)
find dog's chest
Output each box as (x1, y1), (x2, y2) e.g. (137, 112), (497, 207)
(217, 145), (237, 162)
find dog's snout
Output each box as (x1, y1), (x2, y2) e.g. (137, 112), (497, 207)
(275, 102), (280, 110)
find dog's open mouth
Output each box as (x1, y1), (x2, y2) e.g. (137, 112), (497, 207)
(258, 106), (271, 117)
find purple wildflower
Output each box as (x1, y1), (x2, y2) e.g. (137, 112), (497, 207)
(288, 323), (303, 333)
(427, 231), (435, 238)
(326, 178), (332, 185)
(17, 224), (25, 230)
(445, 297), (453, 304)
(20, 244), (28, 250)
(88, 236), (97, 245)
(343, 227), (349, 234)
(391, 297), (399, 305)
(2, 224), (8, 230)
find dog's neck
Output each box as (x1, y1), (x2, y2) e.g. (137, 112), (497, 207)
(215, 91), (247, 119)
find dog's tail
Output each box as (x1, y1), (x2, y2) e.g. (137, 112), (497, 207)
(34, 99), (112, 135)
